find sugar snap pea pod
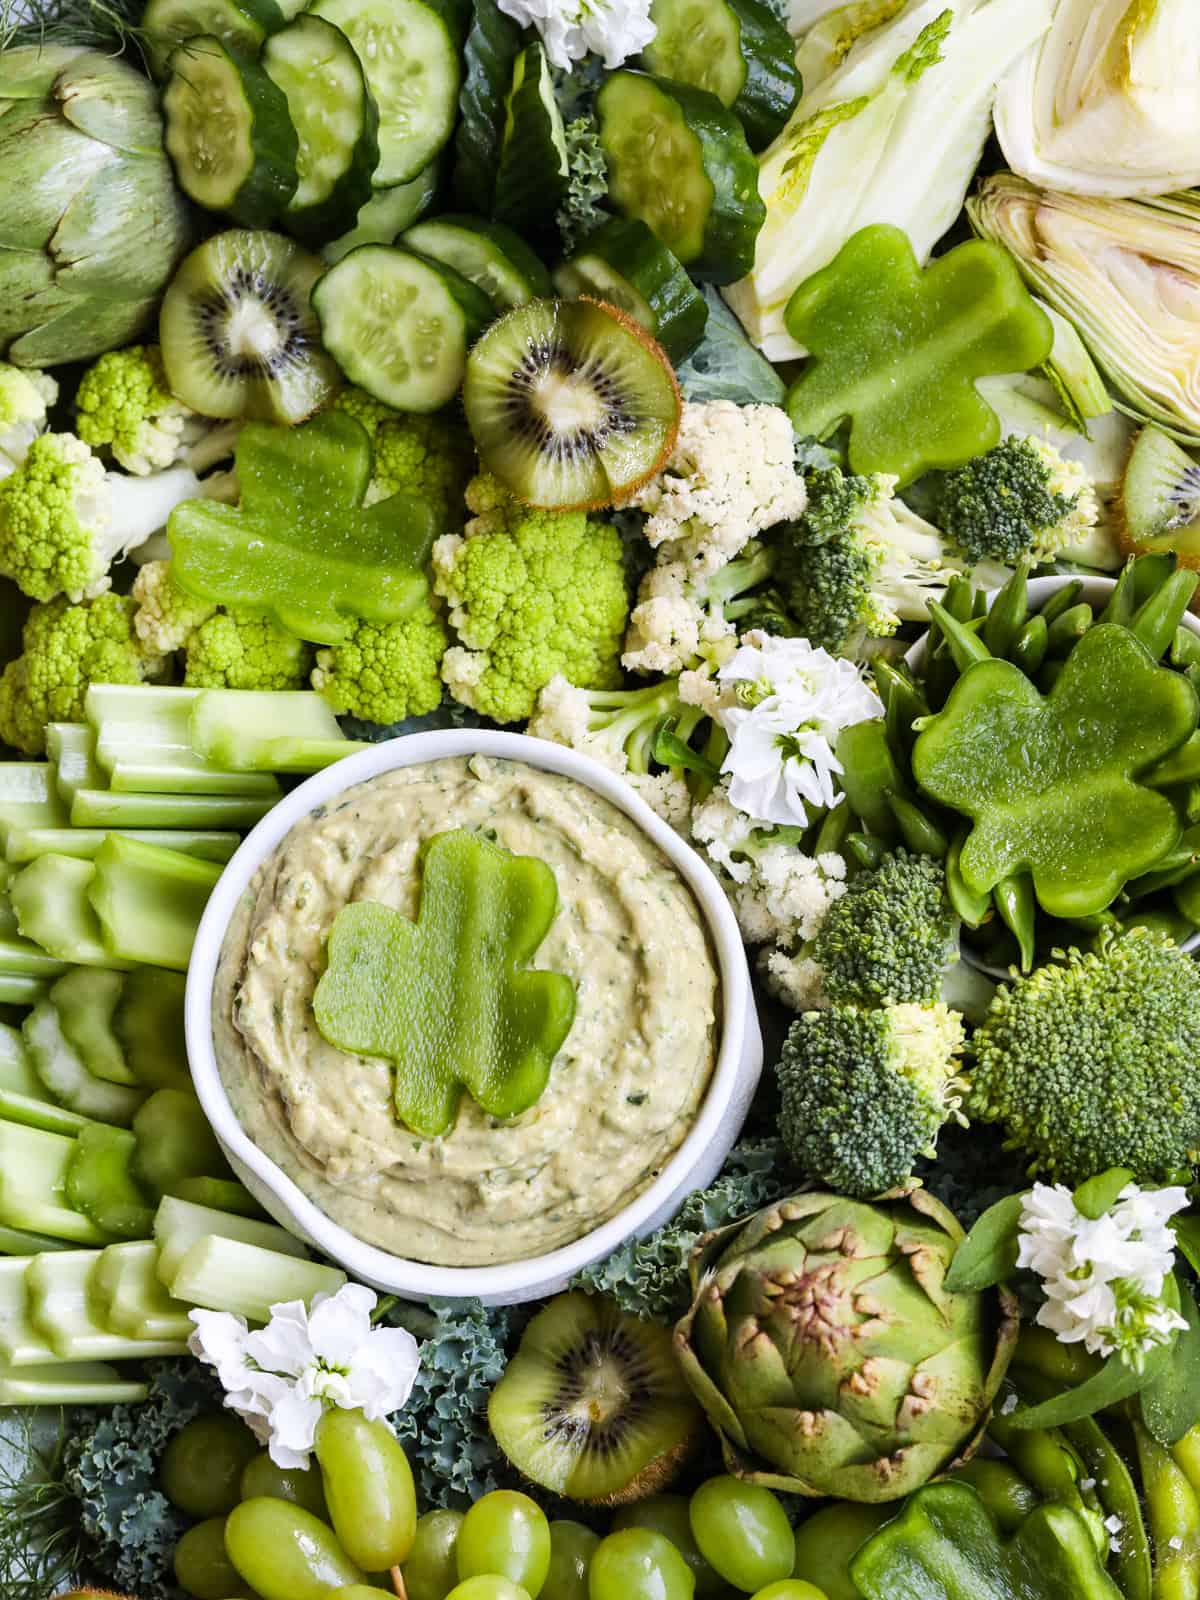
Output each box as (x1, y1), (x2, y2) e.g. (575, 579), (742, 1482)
(812, 802), (851, 857)
(1171, 627), (1200, 669)
(875, 661), (928, 765)
(834, 721), (904, 840)
(1133, 1420), (1200, 1600)
(1131, 552), (1179, 609)
(987, 1404), (1090, 1511)
(1061, 909), (1121, 934)
(1010, 614), (1049, 675)
(1037, 659), (1065, 693)
(1014, 1325), (1102, 1388)
(1120, 904), (1198, 942)
(983, 561), (1030, 657)
(1099, 561), (1138, 626)
(943, 573), (976, 624)
(844, 832), (885, 871)
(993, 873), (1036, 972)
(927, 601), (992, 673)
(1045, 602), (1093, 657)
(1144, 733), (1200, 791)
(1172, 1426), (1200, 1497)
(946, 828), (992, 929)
(1037, 579), (1084, 626)
(1126, 850), (1200, 899)
(972, 586), (990, 620)
(1129, 570), (1200, 660)
(947, 1457), (1039, 1533)
(885, 790), (949, 859)
(1172, 869), (1200, 926)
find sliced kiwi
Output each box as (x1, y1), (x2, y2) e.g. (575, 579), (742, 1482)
(463, 296), (681, 509)
(159, 229), (341, 423)
(487, 1291), (702, 1504)
(1120, 425), (1200, 566)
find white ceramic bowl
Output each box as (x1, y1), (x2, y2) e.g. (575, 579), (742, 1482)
(186, 730), (763, 1306)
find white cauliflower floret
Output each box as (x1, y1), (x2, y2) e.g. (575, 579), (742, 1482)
(632, 400), (807, 571)
(691, 785), (757, 882)
(678, 666), (726, 717)
(628, 770), (692, 833)
(622, 560), (741, 676)
(131, 559), (218, 654)
(528, 675), (620, 769)
(761, 947), (826, 1012)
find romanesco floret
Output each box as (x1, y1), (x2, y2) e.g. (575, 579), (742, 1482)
(934, 436), (1102, 569)
(183, 609), (311, 691)
(0, 592), (163, 754)
(312, 607), (449, 725)
(332, 384), (398, 441)
(0, 434), (205, 602)
(434, 473), (629, 723)
(631, 401), (808, 573)
(0, 362), (57, 473)
(131, 559), (217, 654)
(776, 1000), (966, 1198)
(969, 928), (1200, 1186)
(623, 541), (779, 676)
(367, 412), (474, 527)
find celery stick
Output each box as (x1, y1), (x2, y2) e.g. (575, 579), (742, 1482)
(0, 764), (68, 854)
(0, 1021), (38, 1095)
(0, 1222), (74, 1255)
(155, 1194), (308, 1287)
(132, 1088), (229, 1197)
(0, 934), (71, 978)
(23, 1001), (146, 1125)
(27, 1249), (187, 1360)
(0, 1256), (56, 1364)
(6, 827), (241, 864)
(0, 974), (50, 1006)
(190, 690), (369, 773)
(66, 1124), (156, 1240)
(0, 1087), (92, 1137)
(10, 855), (130, 968)
(168, 1234), (345, 1321)
(86, 685), (282, 796)
(45, 722), (104, 804)
(88, 836), (221, 972)
(0, 1358), (148, 1404)
(91, 1240), (192, 1341)
(53, 967), (134, 1084)
(169, 1176), (265, 1218)
(114, 967), (190, 1092)
(0, 1122), (110, 1244)
(72, 787), (276, 829)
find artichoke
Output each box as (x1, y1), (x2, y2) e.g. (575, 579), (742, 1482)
(0, 46), (191, 367)
(673, 1185), (1018, 1502)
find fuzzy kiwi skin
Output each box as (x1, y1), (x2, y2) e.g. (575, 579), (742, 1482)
(583, 1429), (702, 1507)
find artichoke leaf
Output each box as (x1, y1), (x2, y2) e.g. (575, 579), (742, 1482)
(0, 103), (115, 251)
(51, 158), (191, 296)
(0, 248), (70, 341)
(56, 51), (168, 157)
(9, 294), (160, 368)
(0, 45), (85, 99)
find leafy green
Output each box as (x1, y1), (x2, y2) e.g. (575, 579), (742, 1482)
(676, 289), (786, 407)
(0, 0), (143, 50)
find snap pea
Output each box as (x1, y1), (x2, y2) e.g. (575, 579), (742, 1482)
(1125, 843), (1200, 899)
(1061, 910), (1121, 935)
(942, 573), (976, 624)
(987, 1404), (1089, 1511)
(834, 721), (904, 841)
(927, 602), (991, 674)
(983, 562), (1030, 658)
(1010, 614), (1048, 675)
(1120, 904), (1198, 942)
(1172, 1425), (1200, 1498)
(1099, 561), (1138, 626)
(1133, 1420), (1200, 1600)
(885, 791), (949, 859)
(1045, 602), (1093, 656)
(1172, 869), (1200, 926)
(812, 803), (852, 858)
(947, 1458), (1038, 1533)
(993, 873), (1036, 972)
(972, 586), (990, 621)
(1144, 734), (1200, 791)
(874, 661), (928, 765)
(1014, 1325), (1102, 1387)
(946, 828), (992, 929)
(844, 832), (885, 871)
(1037, 579), (1084, 626)
(1171, 627), (1200, 670)
(1129, 570), (1200, 660)
(1131, 552), (1178, 609)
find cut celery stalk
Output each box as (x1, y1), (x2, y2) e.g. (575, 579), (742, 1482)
(23, 1001), (146, 1125)
(0, 974), (50, 1006)
(190, 690), (369, 772)
(91, 1241), (193, 1341)
(0, 1087), (92, 1137)
(0, 934), (71, 978)
(168, 1234), (345, 1321)
(0, 1122), (110, 1244)
(86, 685), (282, 796)
(0, 1256), (56, 1364)
(53, 967), (134, 1084)
(170, 1176), (265, 1218)
(88, 836), (222, 972)
(0, 1021), (38, 1095)
(72, 787), (277, 829)
(0, 1221), (74, 1255)
(114, 967), (191, 1092)
(10, 855), (129, 968)
(46, 722), (105, 804)
(155, 1194), (308, 1287)
(6, 826), (241, 864)
(0, 1358), (148, 1404)
(66, 1124), (156, 1240)
(0, 764), (69, 854)
(26, 1249), (187, 1360)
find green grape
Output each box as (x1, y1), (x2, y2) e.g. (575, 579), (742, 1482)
(750, 1584), (828, 1600)
(162, 1414), (259, 1519)
(543, 1521), (601, 1600)
(174, 1516), (245, 1600)
(614, 1497), (722, 1598)
(406, 1509), (466, 1600)
(457, 1491), (552, 1598)
(225, 1496), (366, 1600)
(331, 1589), (387, 1599)
(314, 1408), (418, 1571)
(688, 1479), (794, 1594)
(446, 1578), (534, 1600)
(588, 1529), (695, 1600)
(790, 1505), (892, 1600)
(241, 1450), (330, 1520)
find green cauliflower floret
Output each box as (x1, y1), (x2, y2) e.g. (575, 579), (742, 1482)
(131, 559), (218, 654)
(311, 606), (449, 724)
(0, 362), (57, 471)
(0, 592), (162, 754)
(777, 1000), (966, 1197)
(332, 384), (401, 443)
(75, 346), (239, 477)
(0, 433), (205, 602)
(969, 928), (1200, 1186)
(434, 472), (629, 723)
(368, 412), (474, 528)
(183, 609), (312, 691)
(934, 436), (1104, 569)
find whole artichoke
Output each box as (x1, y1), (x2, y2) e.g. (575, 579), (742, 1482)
(674, 1185), (1018, 1502)
(0, 46), (191, 367)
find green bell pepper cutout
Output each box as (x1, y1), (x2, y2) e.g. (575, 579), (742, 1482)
(784, 225), (1053, 485)
(314, 829), (577, 1138)
(850, 1482), (1121, 1600)
(912, 624), (1199, 919)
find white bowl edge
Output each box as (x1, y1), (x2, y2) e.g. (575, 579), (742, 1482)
(185, 730), (764, 1305)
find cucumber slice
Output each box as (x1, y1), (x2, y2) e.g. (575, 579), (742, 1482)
(642, 0), (800, 151)
(323, 163), (440, 263)
(263, 14), (380, 244)
(309, 0), (462, 188)
(453, 0), (525, 212)
(142, 0), (286, 78)
(163, 36), (299, 227)
(403, 215), (552, 309)
(313, 243), (493, 411)
(554, 218), (708, 363)
(596, 70), (765, 285)
(493, 42), (568, 236)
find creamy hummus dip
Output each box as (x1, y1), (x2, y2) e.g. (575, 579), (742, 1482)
(213, 754), (719, 1266)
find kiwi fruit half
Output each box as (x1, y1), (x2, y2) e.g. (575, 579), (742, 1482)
(1119, 424), (1200, 566)
(159, 229), (340, 423)
(463, 297), (681, 509)
(487, 1290), (702, 1505)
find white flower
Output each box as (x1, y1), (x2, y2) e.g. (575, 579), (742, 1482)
(1017, 1181), (1189, 1367)
(715, 634), (882, 828)
(189, 1282), (421, 1468)
(495, 0), (655, 69)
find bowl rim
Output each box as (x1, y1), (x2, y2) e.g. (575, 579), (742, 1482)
(185, 728), (756, 1299)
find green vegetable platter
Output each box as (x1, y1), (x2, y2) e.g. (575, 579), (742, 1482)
(1, 0), (1200, 1597)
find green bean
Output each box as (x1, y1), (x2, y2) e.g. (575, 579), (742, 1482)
(983, 562), (1030, 657)
(1045, 602), (1093, 656)
(1130, 570), (1200, 659)
(1134, 1419), (1200, 1600)
(1066, 1414), (1154, 1600)
(927, 602), (991, 673)
(844, 832), (885, 871)
(884, 791), (949, 859)
(812, 803), (851, 858)
(946, 829), (992, 929)
(1038, 579), (1085, 625)
(947, 1458), (1039, 1533)
(1132, 552), (1180, 609)
(1171, 627), (1200, 669)
(993, 874), (1036, 971)
(1099, 561), (1138, 626)
(1010, 614), (1049, 675)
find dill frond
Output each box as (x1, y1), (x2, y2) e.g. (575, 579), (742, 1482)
(0, 0), (146, 55)
(0, 1410), (88, 1600)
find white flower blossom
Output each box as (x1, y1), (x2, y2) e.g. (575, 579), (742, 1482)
(1017, 1181), (1189, 1367)
(189, 1283), (421, 1468)
(495, 0), (655, 69)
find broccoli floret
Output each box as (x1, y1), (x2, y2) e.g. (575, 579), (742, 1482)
(183, 609), (312, 691)
(0, 434), (205, 602)
(312, 606), (449, 725)
(934, 436), (1102, 569)
(131, 559), (218, 655)
(777, 1000), (966, 1197)
(367, 412), (474, 529)
(0, 362), (57, 473)
(75, 347), (239, 477)
(557, 114), (610, 254)
(0, 593), (163, 755)
(969, 928), (1200, 1186)
(434, 473), (629, 723)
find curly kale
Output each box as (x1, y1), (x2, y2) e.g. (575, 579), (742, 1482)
(557, 115), (610, 255)
(916, 1122), (1030, 1230)
(574, 1139), (794, 1322)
